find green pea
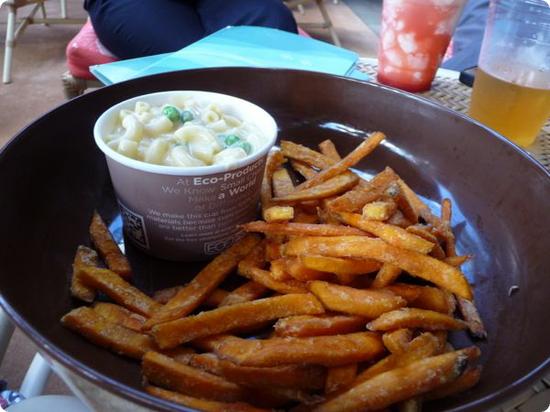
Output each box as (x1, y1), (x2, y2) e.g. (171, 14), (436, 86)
(162, 106), (180, 123)
(224, 134), (241, 147)
(180, 110), (194, 123)
(235, 141), (252, 155)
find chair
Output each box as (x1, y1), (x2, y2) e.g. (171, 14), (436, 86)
(62, 18), (115, 99)
(0, 308), (90, 410)
(61, 22), (312, 99)
(2, 0), (85, 84)
(286, 0), (341, 47)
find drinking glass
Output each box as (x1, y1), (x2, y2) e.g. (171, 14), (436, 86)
(377, 0), (466, 92)
(469, 0), (550, 147)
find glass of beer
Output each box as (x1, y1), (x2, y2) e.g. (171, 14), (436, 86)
(469, 0), (550, 147)
(377, 0), (466, 92)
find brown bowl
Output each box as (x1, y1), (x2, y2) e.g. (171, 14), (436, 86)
(0, 68), (548, 411)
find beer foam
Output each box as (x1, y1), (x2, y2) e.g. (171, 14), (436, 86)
(482, 46), (550, 89)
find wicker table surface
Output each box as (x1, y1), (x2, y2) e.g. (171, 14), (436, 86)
(357, 60), (550, 171)
(357, 60), (550, 412)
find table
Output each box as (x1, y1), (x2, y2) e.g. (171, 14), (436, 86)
(359, 59), (550, 412)
(357, 59), (550, 172)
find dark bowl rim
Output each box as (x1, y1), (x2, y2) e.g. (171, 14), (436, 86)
(0, 67), (549, 412)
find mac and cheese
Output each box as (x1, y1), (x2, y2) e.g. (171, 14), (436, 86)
(104, 97), (263, 167)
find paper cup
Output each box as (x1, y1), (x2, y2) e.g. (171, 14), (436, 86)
(94, 91), (277, 261)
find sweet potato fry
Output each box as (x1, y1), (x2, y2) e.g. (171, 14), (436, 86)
(191, 334), (235, 352)
(406, 224), (446, 259)
(79, 266), (160, 317)
(240, 240), (267, 269)
(379, 284), (422, 303)
(142, 351), (247, 402)
(285, 258), (331, 281)
(262, 150), (285, 193)
(189, 353), (326, 391)
(432, 330), (449, 353)
(318, 139), (341, 161)
(152, 286), (184, 304)
(161, 346), (196, 364)
(397, 179), (451, 239)
(241, 221), (367, 237)
(355, 333), (441, 384)
(281, 140), (336, 169)
(237, 243), (307, 293)
(93, 302), (146, 332)
(325, 364), (358, 394)
(273, 172), (359, 203)
(263, 206), (294, 222)
(386, 182), (419, 224)
(327, 167), (399, 212)
(205, 289), (232, 307)
(385, 283), (456, 314)
(186, 352), (224, 375)
(367, 308), (467, 332)
(441, 198), (456, 256)
(293, 209), (319, 223)
(425, 365), (482, 400)
(261, 150), (286, 217)
(152, 294), (324, 348)
(272, 168), (295, 198)
(61, 307), (155, 359)
(264, 239), (283, 261)
(274, 314), (366, 337)
(295, 132), (385, 191)
(156, 288), (251, 310)
(71, 245), (99, 302)
(317, 206), (341, 226)
(297, 201), (320, 214)
(144, 234), (260, 329)
(89, 211), (131, 278)
(219, 281), (269, 307)
(145, 386), (267, 412)
(335, 212), (435, 254)
(284, 236), (473, 300)
(239, 266), (307, 294)
(362, 200), (397, 221)
(444, 255), (471, 267)
(314, 349), (472, 412)
(371, 264), (402, 288)
(300, 255), (381, 276)
(457, 296), (487, 339)
(269, 259), (292, 281)
(214, 332), (384, 367)
(290, 160), (318, 180)
(387, 209), (413, 228)
(309, 281), (406, 318)
(382, 328), (413, 354)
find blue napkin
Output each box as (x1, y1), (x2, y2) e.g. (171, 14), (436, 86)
(90, 26), (368, 85)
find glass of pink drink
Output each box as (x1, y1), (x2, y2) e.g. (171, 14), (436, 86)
(377, 0), (466, 92)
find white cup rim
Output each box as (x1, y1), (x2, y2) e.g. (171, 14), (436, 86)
(93, 90), (278, 176)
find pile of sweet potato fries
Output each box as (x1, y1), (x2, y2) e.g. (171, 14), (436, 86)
(62, 132), (486, 411)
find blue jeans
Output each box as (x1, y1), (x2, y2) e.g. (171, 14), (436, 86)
(442, 0), (490, 71)
(84, 0), (298, 59)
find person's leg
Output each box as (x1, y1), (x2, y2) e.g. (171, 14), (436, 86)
(196, 0), (298, 35)
(441, 0), (489, 71)
(84, 0), (206, 59)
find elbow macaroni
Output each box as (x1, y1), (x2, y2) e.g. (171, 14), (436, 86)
(104, 98), (263, 167)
